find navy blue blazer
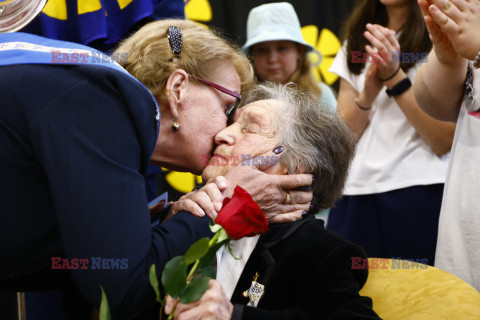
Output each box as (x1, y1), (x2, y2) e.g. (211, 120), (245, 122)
(0, 63), (212, 319)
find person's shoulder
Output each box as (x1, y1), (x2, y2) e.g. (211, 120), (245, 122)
(0, 63), (147, 97)
(270, 216), (364, 256)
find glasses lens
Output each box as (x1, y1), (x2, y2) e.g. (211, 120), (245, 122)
(226, 100), (240, 120)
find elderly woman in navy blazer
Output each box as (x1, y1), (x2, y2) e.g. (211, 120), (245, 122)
(167, 83), (381, 320)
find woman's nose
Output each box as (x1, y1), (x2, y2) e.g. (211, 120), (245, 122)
(214, 126), (236, 146)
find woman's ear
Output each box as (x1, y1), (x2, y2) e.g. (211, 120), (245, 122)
(165, 69), (189, 117)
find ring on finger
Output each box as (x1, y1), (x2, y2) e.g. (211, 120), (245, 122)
(283, 192), (292, 205)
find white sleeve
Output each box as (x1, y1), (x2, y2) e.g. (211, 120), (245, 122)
(329, 42), (360, 92)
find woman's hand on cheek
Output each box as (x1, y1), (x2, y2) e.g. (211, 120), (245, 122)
(219, 166), (313, 224)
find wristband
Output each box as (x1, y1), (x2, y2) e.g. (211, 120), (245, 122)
(386, 77), (411, 97)
(355, 98), (372, 111)
(379, 65), (401, 81)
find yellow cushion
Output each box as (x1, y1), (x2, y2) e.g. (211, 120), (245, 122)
(359, 258), (480, 319)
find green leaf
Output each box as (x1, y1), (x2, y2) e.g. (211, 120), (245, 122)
(180, 275), (210, 304)
(199, 265), (216, 279)
(149, 264), (161, 302)
(197, 238), (230, 270)
(161, 256), (187, 298)
(184, 238), (210, 266)
(209, 223), (222, 233)
(99, 286), (111, 320)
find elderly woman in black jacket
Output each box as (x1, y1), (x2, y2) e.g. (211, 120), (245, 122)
(166, 83), (381, 320)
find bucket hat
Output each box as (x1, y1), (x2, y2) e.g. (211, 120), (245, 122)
(242, 2), (320, 61)
(0, 0), (46, 33)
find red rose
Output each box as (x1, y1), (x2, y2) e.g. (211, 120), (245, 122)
(215, 186), (269, 240)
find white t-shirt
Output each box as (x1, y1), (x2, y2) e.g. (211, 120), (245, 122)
(435, 64), (480, 291)
(329, 44), (450, 195)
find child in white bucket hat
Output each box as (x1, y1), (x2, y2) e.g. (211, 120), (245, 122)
(243, 2), (336, 108)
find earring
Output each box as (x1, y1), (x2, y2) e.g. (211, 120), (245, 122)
(172, 117), (180, 131)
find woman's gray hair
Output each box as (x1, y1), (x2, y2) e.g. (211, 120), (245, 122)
(241, 82), (355, 212)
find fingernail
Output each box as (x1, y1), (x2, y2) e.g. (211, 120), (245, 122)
(214, 202), (223, 211)
(431, 5), (437, 12)
(273, 146), (284, 154)
(302, 211), (308, 217)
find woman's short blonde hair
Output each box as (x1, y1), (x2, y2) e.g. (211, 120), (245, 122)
(114, 19), (254, 103)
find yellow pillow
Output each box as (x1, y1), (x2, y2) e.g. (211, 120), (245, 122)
(360, 258), (480, 319)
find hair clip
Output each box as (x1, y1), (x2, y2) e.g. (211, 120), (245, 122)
(167, 26), (182, 56)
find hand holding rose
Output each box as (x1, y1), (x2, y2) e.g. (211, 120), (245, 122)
(165, 280), (233, 320)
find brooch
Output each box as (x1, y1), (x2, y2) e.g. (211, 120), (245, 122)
(242, 272), (265, 308)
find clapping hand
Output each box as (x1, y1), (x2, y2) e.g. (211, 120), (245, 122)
(419, 0), (480, 62)
(364, 23), (401, 80)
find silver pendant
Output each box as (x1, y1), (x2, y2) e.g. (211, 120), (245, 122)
(242, 272), (265, 308)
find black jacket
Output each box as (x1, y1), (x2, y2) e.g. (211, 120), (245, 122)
(230, 215), (381, 320)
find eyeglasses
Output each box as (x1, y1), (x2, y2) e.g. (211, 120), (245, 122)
(190, 75), (241, 120)
(166, 26), (241, 120)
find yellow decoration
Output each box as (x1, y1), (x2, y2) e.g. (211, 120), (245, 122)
(301, 25), (318, 46)
(185, 0), (212, 22)
(117, 0), (134, 10)
(301, 25), (341, 85)
(165, 171), (199, 194)
(360, 258), (480, 319)
(43, 0), (68, 20)
(77, 0), (102, 15)
(319, 57), (337, 85)
(317, 28), (341, 56)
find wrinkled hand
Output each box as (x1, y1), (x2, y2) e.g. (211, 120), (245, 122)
(418, 0), (463, 65)
(364, 24), (401, 80)
(216, 165), (313, 224)
(424, 0), (480, 61)
(165, 280), (233, 320)
(166, 181), (227, 221)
